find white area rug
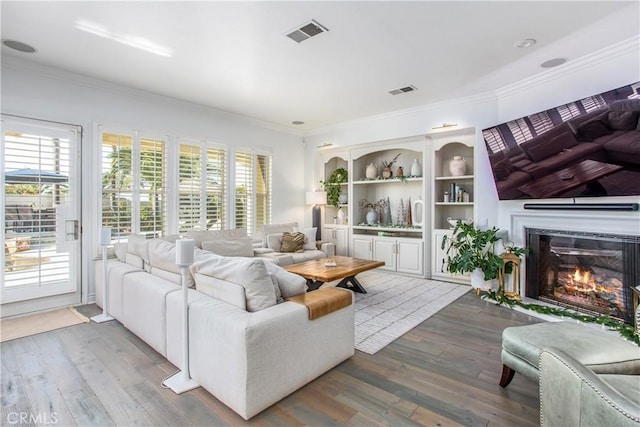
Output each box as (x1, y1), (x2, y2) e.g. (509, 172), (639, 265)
(350, 270), (470, 354)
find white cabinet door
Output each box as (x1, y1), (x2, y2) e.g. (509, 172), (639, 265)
(397, 239), (423, 275)
(334, 227), (349, 256)
(373, 239), (396, 272)
(352, 236), (373, 260)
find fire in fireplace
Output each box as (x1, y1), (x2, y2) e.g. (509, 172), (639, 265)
(526, 228), (640, 324)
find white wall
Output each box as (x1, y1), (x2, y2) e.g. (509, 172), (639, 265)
(2, 56), (305, 302)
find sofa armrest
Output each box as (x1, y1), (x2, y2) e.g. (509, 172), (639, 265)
(319, 242), (335, 257)
(188, 297), (354, 420)
(540, 347), (640, 427)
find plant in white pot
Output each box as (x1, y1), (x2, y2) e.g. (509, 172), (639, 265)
(440, 221), (504, 292)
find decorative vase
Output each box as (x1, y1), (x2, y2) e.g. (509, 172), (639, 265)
(337, 207), (346, 225)
(338, 193), (348, 204)
(410, 158), (422, 177)
(365, 208), (378, 225)
(396, 166), (404, 177)
(366, 163), (377, 179)
(449, 156), (467, 176)
(470, 268), (494, 291)
(382, 167), (392, 179)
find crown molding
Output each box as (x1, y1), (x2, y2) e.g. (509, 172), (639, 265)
(494, 36), (639, 99)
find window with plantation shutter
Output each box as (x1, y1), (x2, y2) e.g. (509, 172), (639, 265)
(507, 118), (533, 146)
(483, 128), (506, 154)
(139, 137), (166, 236)
(100, 130), (167, 241)
(558, 102), (582, 122)
(529, 112), (554, 137)
(580, 95), (607, 112)
(178, 141), (226, 233)
(255, 154), (271, 235)
(233, 150), (272, 237)
(235, 151), (253, 235)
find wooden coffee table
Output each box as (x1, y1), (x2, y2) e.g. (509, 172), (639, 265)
(517, 159), (623, 199)
(284, 256), (384, 293)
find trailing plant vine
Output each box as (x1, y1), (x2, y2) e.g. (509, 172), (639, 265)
(483, 290), (639, 345)
(320, 167), (348, 208)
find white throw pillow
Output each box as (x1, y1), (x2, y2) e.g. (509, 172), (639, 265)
(263, 260), (306, 298)
(266, 233), (283, 251)
(295, 227), (317, 250)
(127, 234), (150, 265)
(186, 228), (248, 248)
(201, 237), (254, 257)
(147, 239), (211, 287)
(260, 222), (298, 248)
(190, 256), (277, 312)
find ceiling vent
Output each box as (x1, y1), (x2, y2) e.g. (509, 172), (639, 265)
(389, 85), (418, 96)
(286, 20), (328, 43)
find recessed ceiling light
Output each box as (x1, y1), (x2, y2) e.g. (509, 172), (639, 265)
(514, 38), (536, 48)
(292, 121), (305, 125)
(541, 58), (567, 68)
(2, 40), (36, 53)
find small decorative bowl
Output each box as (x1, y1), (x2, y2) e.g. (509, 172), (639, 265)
(447, 217), (473, 228)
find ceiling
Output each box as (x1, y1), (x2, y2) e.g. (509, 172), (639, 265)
(1, 1), (638, 132)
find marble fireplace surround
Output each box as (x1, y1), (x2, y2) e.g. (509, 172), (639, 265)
(507, 208), (639, 309)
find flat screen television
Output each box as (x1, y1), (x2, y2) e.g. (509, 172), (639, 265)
(483, 82), (640, 200)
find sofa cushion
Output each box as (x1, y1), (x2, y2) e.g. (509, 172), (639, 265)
(202, 237), (254, 257)
(263, 260), (306, 299)
(147, 239), (211, 286)
(492, 158), (514, 181)
(186, 228), (247, 248)
(575, 118), (613, 142)
(607, 111), (639, 130)
(261, 222), (298, 247)
(295, 227), (317, 250)
(190, 256), (277, 312)
(609, 98), (640, 112)
(127, 234), (151, 266)
(266, 233), (283, 251)
(525, 132), (578, 162)
(280, 232), (305, 253)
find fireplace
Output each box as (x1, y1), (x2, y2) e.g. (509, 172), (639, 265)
(525, 228), (640, 324)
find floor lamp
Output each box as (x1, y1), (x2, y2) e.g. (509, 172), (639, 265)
(91, 228), (114, 323)
(306, 191), (327, 241)
(163, 238), (199, 394)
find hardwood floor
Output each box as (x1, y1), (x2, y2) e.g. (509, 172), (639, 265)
(1, 292), (541, 426)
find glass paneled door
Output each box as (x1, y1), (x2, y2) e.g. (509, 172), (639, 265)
(1, 116), (81, 312)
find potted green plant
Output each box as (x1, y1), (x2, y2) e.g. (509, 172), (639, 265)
(441, 221), (504, 286)
(320, 167), (348, 208)
(441, 221), (528, 290)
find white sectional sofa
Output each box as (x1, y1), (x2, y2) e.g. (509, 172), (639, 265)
(95, 234), (354, 420)
(186, 223), (334, 266)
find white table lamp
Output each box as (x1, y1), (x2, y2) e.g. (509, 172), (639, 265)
(91, 228), (114, 323)
(163, 238), (199, 394)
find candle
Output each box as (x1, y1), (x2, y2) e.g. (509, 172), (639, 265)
(176, 239), (195, 266)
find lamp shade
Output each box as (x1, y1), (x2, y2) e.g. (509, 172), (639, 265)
(306, 191), (327, 206)
(99, 228), (112, 246)
(176, 239), (195, 266)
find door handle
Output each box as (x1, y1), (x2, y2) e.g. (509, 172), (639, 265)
(65, 220), (79, 241)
